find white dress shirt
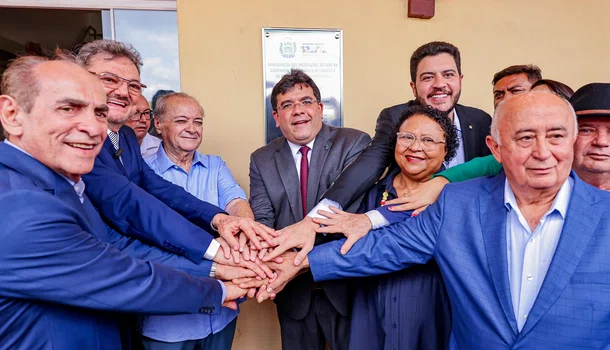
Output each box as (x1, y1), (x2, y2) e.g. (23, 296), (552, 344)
(504, 178), (573, 331)
(443, 108), (466, 169)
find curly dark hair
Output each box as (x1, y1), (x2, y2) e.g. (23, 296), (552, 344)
(395, 105), (459, 162)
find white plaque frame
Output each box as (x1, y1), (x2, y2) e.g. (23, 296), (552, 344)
(262, 27), (343, 144)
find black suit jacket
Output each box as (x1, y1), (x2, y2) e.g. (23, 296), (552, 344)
(323, 101), (492, 208)
(250, 124), (371, 319)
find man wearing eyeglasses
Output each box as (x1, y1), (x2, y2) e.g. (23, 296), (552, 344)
(78, 39), (276, 265)
(124, 94), (161, 157)
(249, 69), (370, 350)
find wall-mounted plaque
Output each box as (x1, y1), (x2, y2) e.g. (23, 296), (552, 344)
(262, 28), (343, 144)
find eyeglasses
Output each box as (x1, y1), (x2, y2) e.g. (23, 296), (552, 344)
(276, 99), (319, 112)
(129, 109), (153, 121)
(396, 132), (445, 151)
(90, 71), (147, 95)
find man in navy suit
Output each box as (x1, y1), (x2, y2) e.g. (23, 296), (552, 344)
(250, 91), (610, 348)
(0, 56), (247, 349)
(76, 40), (275, 268)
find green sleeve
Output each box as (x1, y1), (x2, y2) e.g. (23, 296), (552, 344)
(433, 155), (502, 183)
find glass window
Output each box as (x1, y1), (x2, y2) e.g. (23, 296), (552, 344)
(112, 9), (180, 101)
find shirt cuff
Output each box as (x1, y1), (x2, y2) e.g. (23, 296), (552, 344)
(219, 280), (226, 303)
(203, 239), (220, 260)
(307, 198), (342, 219)
(365, 209), (390, 229)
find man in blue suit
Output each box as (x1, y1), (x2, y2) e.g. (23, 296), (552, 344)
(0, 56), (247, 349)
(253, 91), (610, 348)
(77, 40), (275, 266)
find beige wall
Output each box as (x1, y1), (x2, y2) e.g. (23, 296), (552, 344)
(177, 0), (609, 348)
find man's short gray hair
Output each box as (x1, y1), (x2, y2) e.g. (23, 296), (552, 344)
(76, 39), (143, 73)
(154, 92), (204, 123)
(491, 91), (578, 146)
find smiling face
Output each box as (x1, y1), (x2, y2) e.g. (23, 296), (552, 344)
(124, 95), (151, 143)
(155, 97), (203, 154)
(573, 117), (610, 180)
(272, 84), (324, 145)
(410, 53), (462, 113)
(86, 55), (141, 130)
(1, 61), (108, 181)
(487, 92), (575, 196)
(395, 114), (447, 182)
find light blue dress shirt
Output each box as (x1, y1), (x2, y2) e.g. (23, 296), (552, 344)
(504, 177), (573, 331)
(142, 144), (246, 342)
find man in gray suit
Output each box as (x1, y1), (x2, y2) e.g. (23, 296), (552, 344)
(249, 69), (370, 350)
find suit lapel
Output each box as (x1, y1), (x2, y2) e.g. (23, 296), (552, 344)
(308, 124), (332, 213)
(518, 174), (599, 338)
(275, 140), (302, 221)
(480, 172), (519, 336)
(102, 134), (127, 176)
(455, 105), (476, 161)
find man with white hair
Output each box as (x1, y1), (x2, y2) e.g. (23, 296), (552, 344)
(251, 91), (610, 349)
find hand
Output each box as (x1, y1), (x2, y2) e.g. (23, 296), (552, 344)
(313, 206), (372, 254)
(264, 252), (308, 299)
(385, 176), (449, 215)
(262, 217), (318, 266)
(212, 214), (277, 250)
(233, 277), (274, 302)
(213, 248), (276, 280)
(216, 263), (258, 280)
(222, 281), (248, 310)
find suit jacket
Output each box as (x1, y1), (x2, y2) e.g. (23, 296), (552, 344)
(310, 172), (610, 349)
(0, 143), (222, 350)
(250, 124), (371, 319)
(82, 126), (225, 262)
(323, 101), (492, 208)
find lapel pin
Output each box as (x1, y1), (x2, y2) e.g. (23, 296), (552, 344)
(468, 125), (473, 129)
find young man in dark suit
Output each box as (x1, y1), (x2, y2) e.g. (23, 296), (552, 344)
(249, 69), (370, 349)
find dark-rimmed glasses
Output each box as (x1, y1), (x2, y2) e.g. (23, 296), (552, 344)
(396, 132), (445, 151)
(129, 109), (153, 121)
(90, 71), (147, 95)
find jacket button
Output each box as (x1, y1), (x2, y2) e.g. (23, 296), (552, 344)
(210, 307), (215, 312)
(163, 241), (170, 247)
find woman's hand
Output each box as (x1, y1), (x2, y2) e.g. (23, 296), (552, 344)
(386, 176), (449, 216)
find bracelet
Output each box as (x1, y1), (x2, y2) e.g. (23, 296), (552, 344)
(210, 262), (218, 279)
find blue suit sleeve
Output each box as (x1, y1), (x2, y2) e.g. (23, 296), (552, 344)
(84, 157), (217, 263)
(108, 227), (213, 278)
(138, 156), (225, 232)
(309, 187), (444, 281)
(0, 190), (222, 315)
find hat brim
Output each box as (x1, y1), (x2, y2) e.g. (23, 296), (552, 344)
(576, 109), (610, 117)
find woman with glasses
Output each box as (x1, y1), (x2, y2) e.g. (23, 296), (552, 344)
(347, 105), (458, 350)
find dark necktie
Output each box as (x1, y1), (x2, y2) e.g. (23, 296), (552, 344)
(108, 131), (120, 151)
(299, 146), (310, 218)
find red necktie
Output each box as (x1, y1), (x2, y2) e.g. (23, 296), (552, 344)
(299, 146), (310, 218)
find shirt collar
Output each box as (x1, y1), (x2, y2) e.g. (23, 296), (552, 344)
(504, 176), (573, 219)
(4, 140), (86, 198)
(452, 108), (462, 131)
(155, 143), (205, 173)
(287, 138), (316, 156)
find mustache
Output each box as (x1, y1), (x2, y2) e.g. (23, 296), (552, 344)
(107, 93), (130, 103)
